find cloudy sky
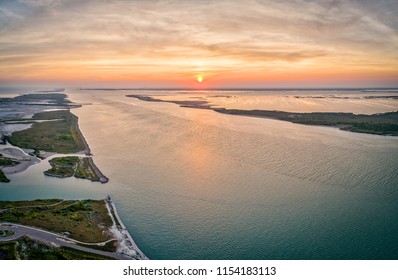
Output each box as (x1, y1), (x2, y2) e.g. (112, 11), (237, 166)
(0, 0), (397, 88)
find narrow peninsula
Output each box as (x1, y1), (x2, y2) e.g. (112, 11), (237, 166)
(127, 94), (398, 136)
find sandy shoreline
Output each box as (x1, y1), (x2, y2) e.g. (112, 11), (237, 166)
(73, 120), (109, 183)
(105, 196), (148, 260)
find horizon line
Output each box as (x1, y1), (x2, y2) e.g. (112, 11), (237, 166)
(1, 86), (398, 92)
(79, 87), (398, 91)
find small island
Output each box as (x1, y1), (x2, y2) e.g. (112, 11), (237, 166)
(0, 197), (147, 260)
(44, 156), (105, 183)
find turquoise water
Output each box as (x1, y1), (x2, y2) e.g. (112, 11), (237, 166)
(1, 89), (398, 259)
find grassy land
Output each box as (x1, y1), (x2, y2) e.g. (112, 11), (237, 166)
(75, 157), (100, 181)
(14, 93), (69, 104)
(0, 199), (62, 208)
(9, 110), (86, 153)
(0, 242), (17, 259)
(0, 158), (16, 166)
(44, 156), (78, 177)
(44, 156), (101, 181)
(0, 237), (114, 260)
(215, 109), (398, 136)
(0, 157), (18, 183)
(0, 199), (113, 243)
(0, 171), (10, 183)
(0, 230), (14, 237)
(128, 94), (398, 136)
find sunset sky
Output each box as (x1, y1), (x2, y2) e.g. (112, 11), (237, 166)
(0, 0), (397, 88)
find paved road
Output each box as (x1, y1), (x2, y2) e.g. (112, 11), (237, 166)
(0, 223), (131, 260)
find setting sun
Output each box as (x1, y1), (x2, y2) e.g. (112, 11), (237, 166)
(197, 75), (203, 83)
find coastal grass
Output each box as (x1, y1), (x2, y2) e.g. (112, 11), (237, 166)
(0, 241), (17, 260)
(0, 158), (16, 166)
(12, 93), (71, 105)
(0, 157), (18, 183)
(128, 94), (398, 136)
(0, 237), (114, 260)
(0, 199), (113, 243)
(9, 110), (86, 153)
(0, 229), (14, 237)
(0, 199), (62, 209)
(215, 109), (398, 136)
(0, 170), (10, 183)
(44, 156), (101, 181)
(75, 157), (100, 181)
(44, 156), (78, 178)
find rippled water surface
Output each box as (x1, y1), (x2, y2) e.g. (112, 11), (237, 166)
(1, 89), (398, 259)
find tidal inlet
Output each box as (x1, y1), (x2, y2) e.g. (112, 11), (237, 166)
(0, 0), (398, 260)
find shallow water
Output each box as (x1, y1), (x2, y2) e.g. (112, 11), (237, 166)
(1, 89), (398, 259)
(151, 91), (398, 114)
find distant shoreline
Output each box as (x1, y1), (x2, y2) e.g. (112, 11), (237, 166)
(79, 87), (398, 92)
(127, 94), (398, 136)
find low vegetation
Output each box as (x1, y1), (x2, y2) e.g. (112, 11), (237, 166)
(0, 157), (18, 183)
(0, 242), (17, 259)
(9, 110), (86, 153)
(0, 158), (16, 166)
(0, 199), (62, 209)
(0, 199), (113, 243)
(128, 94), (398, 136)
(44, 156), (78, 178)
(0, 237), (114, 260)
(0, 171), (10, 183)
(215, 109), (398, 136)
(0, 230), (14, 237)
(74, 157), (100, 181)
(11, 93), (71, 106)
(44, 156), (101, 181)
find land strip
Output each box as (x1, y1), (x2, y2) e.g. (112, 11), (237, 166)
(127, 94), (398, 136)
(215, 109), (398, 136)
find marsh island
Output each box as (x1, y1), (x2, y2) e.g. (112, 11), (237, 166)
(0, 92), (108, 183)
